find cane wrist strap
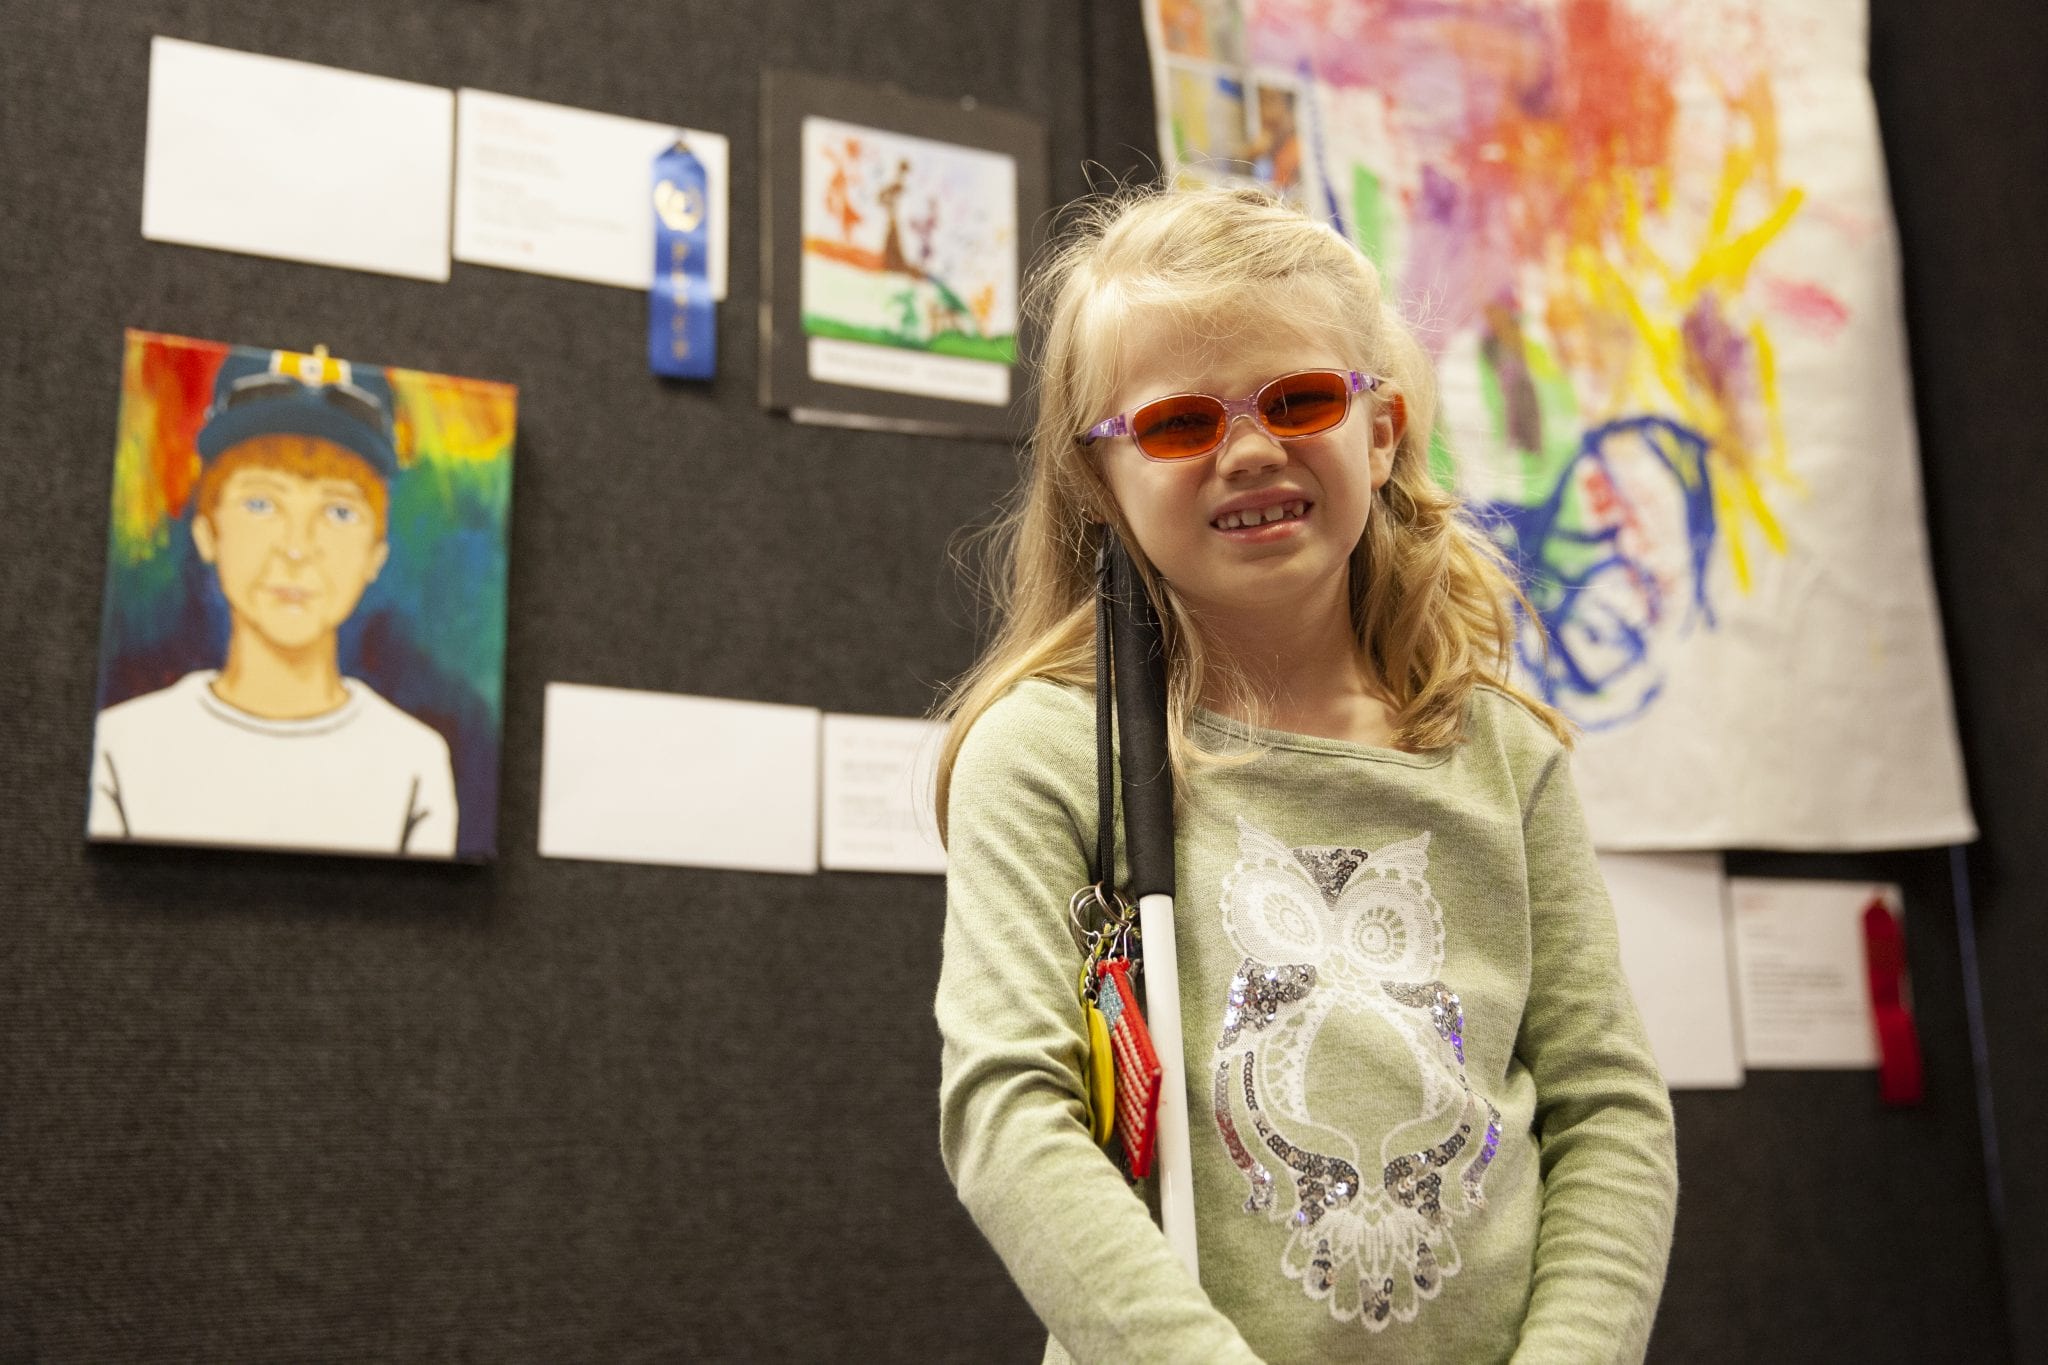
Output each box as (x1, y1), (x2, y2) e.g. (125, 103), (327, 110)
(1094, 541), (1115, 888)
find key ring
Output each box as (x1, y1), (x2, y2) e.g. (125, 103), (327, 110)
(1067, 882), (1133, 956)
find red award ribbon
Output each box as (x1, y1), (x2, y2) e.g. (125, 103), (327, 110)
(1861, 897), (1924, 1107)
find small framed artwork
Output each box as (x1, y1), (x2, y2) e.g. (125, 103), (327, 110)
(760, 69), (1048, 439)
(88, 330), (516, 861)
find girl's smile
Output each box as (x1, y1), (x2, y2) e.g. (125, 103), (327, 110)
(1209, 492), (1314, 539)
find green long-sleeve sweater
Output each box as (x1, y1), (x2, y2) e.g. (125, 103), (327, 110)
(937, 680), (1677, 1364)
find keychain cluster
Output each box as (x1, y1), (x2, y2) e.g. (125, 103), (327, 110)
(1071, 883), (1163, 1179)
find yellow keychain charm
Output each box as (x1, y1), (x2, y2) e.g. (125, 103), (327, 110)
(1084, 997), (1117, 1144)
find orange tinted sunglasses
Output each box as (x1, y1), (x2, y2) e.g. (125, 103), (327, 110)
(1079, 369), (1380, 462)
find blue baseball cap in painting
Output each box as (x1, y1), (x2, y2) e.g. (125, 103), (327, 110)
(195, 347), (401, 480)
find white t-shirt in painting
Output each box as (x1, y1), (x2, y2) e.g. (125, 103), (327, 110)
(87, 670), (460, 858)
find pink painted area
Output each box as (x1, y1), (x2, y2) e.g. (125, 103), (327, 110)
(1247, 0), (1686, 357)
(1761, 274), (1852, 339)
(1400, 164), (1522, 340)
(1248, 0), (1550, 94)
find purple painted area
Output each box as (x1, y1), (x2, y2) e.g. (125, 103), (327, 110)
(1484, 297), (1543, 455)
(1399, 165), (1519, 344)
(1681, 292), (1752, 406)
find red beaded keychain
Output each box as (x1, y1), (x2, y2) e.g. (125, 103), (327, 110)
(1072, 885), (1163, 1178)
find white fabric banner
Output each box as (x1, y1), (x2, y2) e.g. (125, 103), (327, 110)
(1143, 0), (1973, 850)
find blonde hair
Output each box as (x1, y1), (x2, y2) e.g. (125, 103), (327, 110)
(933, 185), (1566, 840)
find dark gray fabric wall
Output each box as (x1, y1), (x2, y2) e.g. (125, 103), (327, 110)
(1870, 0), (2048, 1357)
(1, 1), (2038, 1361)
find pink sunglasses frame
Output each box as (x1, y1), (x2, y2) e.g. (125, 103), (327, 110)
(1078, 368), (1381, 462)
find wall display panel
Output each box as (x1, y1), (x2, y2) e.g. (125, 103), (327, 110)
(760, 68), (1050, 437)
(1140, 0), (1974, 852)
(0, 0), (2028, 1361)
(88, 331), (515, 861)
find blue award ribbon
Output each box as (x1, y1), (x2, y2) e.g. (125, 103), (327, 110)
(650, 141), (715, 379)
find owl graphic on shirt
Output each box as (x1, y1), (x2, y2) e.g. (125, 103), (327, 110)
(1210, 817), (1502, 1331)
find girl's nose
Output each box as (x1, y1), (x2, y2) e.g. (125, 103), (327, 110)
(1213, 412), (1287, 478)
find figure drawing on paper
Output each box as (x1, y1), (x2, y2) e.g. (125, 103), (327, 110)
(88, 332), (516, 860)
(799, 116), (1019, 368)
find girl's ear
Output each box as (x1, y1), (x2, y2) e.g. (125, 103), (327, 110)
(1370, 392), (1407, 490)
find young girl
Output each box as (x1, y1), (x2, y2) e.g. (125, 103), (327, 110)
(934, 187), (1676, 1364)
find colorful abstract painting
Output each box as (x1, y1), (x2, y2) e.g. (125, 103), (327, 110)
(799, 116), (1019, 407)
(89, 331), (515, 861)
(1145, 0), (1973, 849)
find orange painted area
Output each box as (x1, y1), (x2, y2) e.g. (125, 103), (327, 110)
(111, 331), (226, 559)
(1560, 0), (1678, 178)
(802, 236), (886, 272)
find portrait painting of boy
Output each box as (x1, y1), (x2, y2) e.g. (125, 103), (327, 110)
(87, 332), (515, 861)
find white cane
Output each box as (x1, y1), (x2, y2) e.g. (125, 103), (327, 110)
(1104, 536), (1199, 1279)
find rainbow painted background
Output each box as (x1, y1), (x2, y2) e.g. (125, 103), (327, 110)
(95, 331), (516, 859)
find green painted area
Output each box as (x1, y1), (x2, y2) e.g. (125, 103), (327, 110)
(1472, 333), (1583, 502)
(1467, 330), (1614, 604)
(1525, 341), (1583, 491)
(1428, 424), (1458, 493)
(802, 315), (1016, 365)
(1350, 165), (1386, 262)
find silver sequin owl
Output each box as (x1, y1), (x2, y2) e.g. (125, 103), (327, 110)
(1210, 817), (1503, 1331)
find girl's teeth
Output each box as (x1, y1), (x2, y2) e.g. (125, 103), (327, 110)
(1217, 501), (1307, 530)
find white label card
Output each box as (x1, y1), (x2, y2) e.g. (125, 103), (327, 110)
(820, 714), (947, 875)
(539, 684), (819, 875)
(453, 89), (729, 298)
(1730, 877), (1901, 1069)
(1600, 852), (1743, 1089)
(142, 37), (454, 281)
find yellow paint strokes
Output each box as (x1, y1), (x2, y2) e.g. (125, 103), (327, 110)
(1497, 34), (1807, 605)
(1682, 183), (1804, 298)
(1747, 322), (1807, 495)
(1699, 140), (1748, 257)
(1713, 478), (1755, 593)
(1739, 461), (1789, 557)
(1560, 242), (1655, 416)
(1621, 99), (1802, 596)
(1589, 243), (1690, 415)
(387, 370), (516, 468)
